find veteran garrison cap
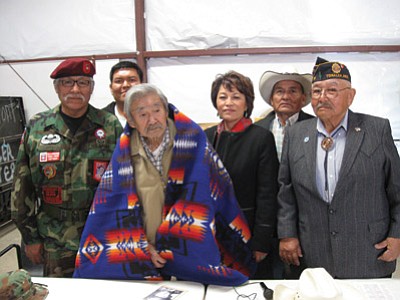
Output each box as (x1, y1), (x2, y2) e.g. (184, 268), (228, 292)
(50, 58), (96, 79)
(312, 56), (351, 83)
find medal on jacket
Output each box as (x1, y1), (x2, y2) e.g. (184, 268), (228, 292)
(95, 128), (106, 146)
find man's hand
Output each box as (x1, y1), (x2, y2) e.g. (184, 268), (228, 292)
(375, 237), (400, 262)
(25, 243), (44, 264)
(279, 237), (302, 266)
(253, 251), (268, 263)
(148, 244), (167, 268)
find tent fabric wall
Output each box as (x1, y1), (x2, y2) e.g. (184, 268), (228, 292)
(146, 0), (400, 50)
(1, 0), (399, 60)
(0, 0), (135, 60)
(147, 53), (400, 135)
(0, 0), (400, 139)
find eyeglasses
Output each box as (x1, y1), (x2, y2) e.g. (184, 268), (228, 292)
(59, 79), (92, 87)
(311, 87), (351, 99)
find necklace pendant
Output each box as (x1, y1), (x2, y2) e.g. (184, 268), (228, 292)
(321, 137), (334, 151)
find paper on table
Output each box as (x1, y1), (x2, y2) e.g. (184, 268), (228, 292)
(143, 285), (186, 300)
(353, 283), (395, 300)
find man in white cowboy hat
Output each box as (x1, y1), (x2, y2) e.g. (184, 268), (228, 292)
(256, 70), (314, 161)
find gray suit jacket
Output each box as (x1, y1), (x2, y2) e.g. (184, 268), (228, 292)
(277, 110), (400, 278)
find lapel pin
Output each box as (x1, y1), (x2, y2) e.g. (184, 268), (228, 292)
(304, 136), (309, 143)
(355, 127), (361, 132)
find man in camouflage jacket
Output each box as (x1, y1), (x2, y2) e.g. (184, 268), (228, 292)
(11, 58), (123, 277)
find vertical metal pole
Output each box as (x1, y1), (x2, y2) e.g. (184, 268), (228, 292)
(135, 0), (147, 82)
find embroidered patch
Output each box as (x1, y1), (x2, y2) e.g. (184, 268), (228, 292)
(39, 151), (61, 162)
(95, 128), (106, 139)
(42, 186), (62, 204)
(331, 62), (342, 74)
(40, 134), (61, 145)
(43, 164), (57, 179)
(93, 161), (108, 182)
(83, 61), (92, 74)
(95, 129), (106, 146)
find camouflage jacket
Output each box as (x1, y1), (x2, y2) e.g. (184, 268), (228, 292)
(11, 104), (122, 250)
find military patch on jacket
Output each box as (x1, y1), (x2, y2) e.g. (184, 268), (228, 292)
(43, 164), (57, 179)
(42, 186), (62, 204)
(93, 161), (108, 182)
(95, 128), (106, 139)
(39, 151), (61, 162)
(95, 129), (106, 146)
(40, 133), (61, 145)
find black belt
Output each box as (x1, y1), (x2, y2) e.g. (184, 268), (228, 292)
(42, 205), (89, 222)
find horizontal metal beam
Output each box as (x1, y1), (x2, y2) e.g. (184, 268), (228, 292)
(1, 45), (400, 64)
(143, 45), (400, 58)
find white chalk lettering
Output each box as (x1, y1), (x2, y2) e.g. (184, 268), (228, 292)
(0, 142), (14, 163)
(4, 163), (14, 182)
(0, 141), (16, 186)
(0, 102), (18, 124)
(0, 162), (15, 185)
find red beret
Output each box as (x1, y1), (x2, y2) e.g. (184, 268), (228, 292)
(50, 58), (96, 79)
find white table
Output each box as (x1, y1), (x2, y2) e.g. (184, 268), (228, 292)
(205, 279), (400, 300)
(32, 277), (205, 300)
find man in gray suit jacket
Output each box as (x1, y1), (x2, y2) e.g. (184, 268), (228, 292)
(277, 57), (400, 279)
(256, 71), (314, 161)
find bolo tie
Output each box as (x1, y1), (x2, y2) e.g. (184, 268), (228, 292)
(321, 136), (334, 201)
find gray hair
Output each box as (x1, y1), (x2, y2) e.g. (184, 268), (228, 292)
(124, 83), (169, 123)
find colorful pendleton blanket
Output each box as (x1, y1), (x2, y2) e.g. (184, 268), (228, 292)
(73, 104), (256, 286)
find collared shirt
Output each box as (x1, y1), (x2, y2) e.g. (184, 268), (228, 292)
(114, 105), (127, 128)
(271, 112), (300, 161)
(316, 111), (348, 203)
(140, 125), (170, 176)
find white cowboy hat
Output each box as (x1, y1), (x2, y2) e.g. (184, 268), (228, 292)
(259, 70), (312, 106)
(273, 268), (365, 300)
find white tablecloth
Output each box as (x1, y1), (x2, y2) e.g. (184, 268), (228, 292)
(32, 277), (205, 300)
(205, 279), (400, 300)
(31, 276), (400, 300)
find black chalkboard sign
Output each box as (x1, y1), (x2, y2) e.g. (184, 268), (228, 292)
(0, 97), (26, 226)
